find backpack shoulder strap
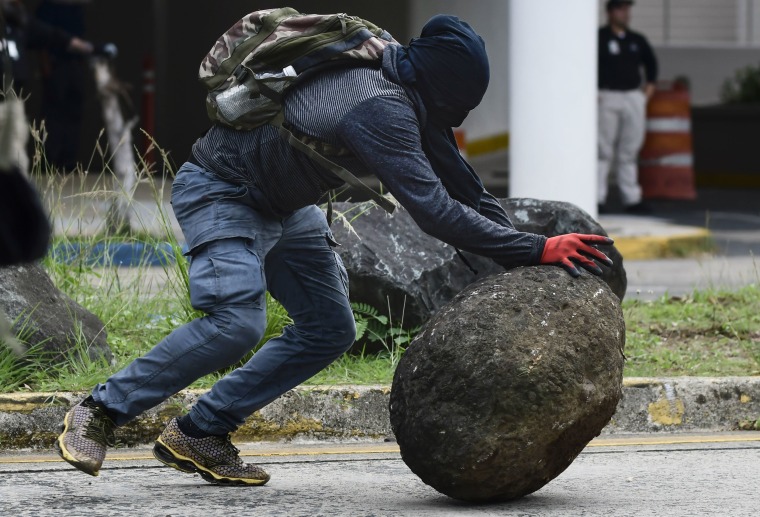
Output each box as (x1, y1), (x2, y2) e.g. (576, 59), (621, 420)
(269, 111), (396, 214)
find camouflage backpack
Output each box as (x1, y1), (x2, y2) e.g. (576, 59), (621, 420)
(199, 7), (398, 214)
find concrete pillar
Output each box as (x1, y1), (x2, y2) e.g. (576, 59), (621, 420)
(508, 1), (599, 217)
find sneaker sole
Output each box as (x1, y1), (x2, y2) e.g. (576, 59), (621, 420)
(55, 413), (100, 477)
(153, 438), (269, 486)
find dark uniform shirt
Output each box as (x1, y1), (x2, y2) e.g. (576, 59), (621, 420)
(598, 26), (658, 91)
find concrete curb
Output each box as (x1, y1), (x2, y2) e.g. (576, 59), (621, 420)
(1, 378), (758, 450)
(609, 228), (713, 260)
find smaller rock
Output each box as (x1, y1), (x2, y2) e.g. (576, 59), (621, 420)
(332, 198), (626, 334)
(0, 264), (111, 362)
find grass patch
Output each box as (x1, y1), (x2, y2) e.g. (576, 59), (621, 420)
(623, 285), (760, 377)
(307, 351), (400, 385)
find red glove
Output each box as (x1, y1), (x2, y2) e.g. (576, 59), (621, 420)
(540, 234), (614, 278)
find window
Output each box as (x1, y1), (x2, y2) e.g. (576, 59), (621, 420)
(599, 0), (760, 46)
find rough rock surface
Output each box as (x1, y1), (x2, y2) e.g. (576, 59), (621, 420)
(389, 266), (626, 502)
(331, 201), (478, 328)
(0, 264), (111, 362)
(331, 198), (625, 329)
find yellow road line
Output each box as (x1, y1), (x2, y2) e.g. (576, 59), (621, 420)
(0, 445), (401, 465)
(467, 132), (510, 157)
(586, 433), (760, 448)
(2, 433), (758, 465)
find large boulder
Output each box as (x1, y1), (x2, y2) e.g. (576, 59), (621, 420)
(331, 198), (625, 329)
(0, 264), (111, 362)
(389, 266), (626, 502)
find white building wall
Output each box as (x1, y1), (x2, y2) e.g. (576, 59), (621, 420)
(598, 0), (760, 45)
(654, 47), (760, 104)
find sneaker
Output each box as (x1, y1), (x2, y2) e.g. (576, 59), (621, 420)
(153, 418), (270, 486)
(55, 402), (116, 476)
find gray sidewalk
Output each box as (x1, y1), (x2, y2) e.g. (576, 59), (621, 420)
(605, 189), (760, 299)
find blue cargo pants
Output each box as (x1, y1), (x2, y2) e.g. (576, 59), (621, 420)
(91, 162), (355, 435)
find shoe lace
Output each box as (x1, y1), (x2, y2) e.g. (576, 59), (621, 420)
(215, 434), (242, 464)
(223, 435), (240, 454)
(83, 406), (117, 447)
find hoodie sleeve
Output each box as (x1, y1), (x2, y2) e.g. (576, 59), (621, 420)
(479, 190), (516, 230)
(336, 94), (545, 268)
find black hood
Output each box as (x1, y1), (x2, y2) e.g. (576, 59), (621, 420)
(386, 16), (489, 211)
(395, 14), (489, 127)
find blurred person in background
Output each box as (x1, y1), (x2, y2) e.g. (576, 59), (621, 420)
(0, 0), (94, 96)
(36, 0), (90, 172)
(0, 1), (53, 312)
(597, 0), (658, 214)
(0, 0), (115, 170)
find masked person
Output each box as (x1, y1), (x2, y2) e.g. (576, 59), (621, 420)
(56, 14), (613, 485)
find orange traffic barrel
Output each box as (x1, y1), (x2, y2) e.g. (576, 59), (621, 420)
(453, 128), (468, 159)
(638, 86), (697, 199)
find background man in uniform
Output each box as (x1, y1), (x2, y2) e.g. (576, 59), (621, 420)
(597, 0), (658, 214)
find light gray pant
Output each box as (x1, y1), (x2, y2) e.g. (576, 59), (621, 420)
(597, 89), (647, 206)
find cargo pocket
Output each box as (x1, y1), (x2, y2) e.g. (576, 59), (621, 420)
(188, 238), (264, 313)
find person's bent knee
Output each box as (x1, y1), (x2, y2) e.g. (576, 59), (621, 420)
(207, 305), (266, 363)
(323, 308), (356, 354)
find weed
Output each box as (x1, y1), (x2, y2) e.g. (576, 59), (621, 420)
(623, 285), (760, 377)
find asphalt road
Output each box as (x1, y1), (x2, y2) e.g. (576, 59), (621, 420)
(624, 255), (759, 301)
(1, 434), (758, 517)
(622, 206), (760, 301)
